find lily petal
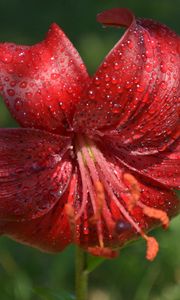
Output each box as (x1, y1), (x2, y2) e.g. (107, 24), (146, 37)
(0, 24), (89, 133)
(0, 128), (72, 221)
(105, 138), (180, 189)
(130, 141), (180, 189)
(0, 188), (72, 252)
(73, 8), (179, 152)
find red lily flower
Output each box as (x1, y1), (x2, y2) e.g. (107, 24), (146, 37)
(0, 8), (179, 261)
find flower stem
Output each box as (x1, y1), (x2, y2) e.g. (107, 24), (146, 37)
(75, 246), (88, 300)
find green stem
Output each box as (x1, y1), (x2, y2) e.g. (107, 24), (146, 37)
(75, 246), (88, 300)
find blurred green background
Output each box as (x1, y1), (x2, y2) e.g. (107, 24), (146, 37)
(0, 0), (179, 299)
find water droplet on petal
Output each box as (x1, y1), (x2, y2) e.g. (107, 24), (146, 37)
(117, 85), (123, 93)
(88, 90), (95, 100)
(1, 52), (12, 64)
(111, 76), (118, 84)
(105, 74), (110, 82)
(114, 62), (120, 70)
(7, 89), (15, 96)
(112, 103), (121, 114)
(26, 92), (32, 99)
(127, 40), (133, 49)
(160, 63), (167, 73)
(67, 86), (73, 94)
(94, 76), (100, 86)
(115, 220), (132, 234)
(102, 61), (108, 68)
(10, 81), (16, 87)
(145, 64), (153, 73)
(14, 98), (23, 111)
(136, 84), (144, 92)
(51, 73), (60, 80)
(145, 50), (153, 58)
(19, 81), (27, 88)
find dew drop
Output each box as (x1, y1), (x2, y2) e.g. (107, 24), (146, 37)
(127, 40), (133, 49)
(136, 84), (144, 92)
(88, 90), (95, 100)
(14, 98), (23, 111)
(1, 53), (12, 64)
(26, 92), (33, 99)
(159, 81), (167, 90)
(115, 220), (132, 234)
(102, 61), (108, 68)
(117, 85), (123, 94)
(145, 64), (153, 73)
(67, 86), (73, 94)
(145, 50), (153, 58)
(51, 73), (60, 80)
(83, 226), (89, 235)
(160, 63), (167, 73)
(105, 83), (110, 90)
(94, 76), (100, 86)
(112, 103), (121, 114)
(19, 81), (27, 88)
(7, 89), (15, 96)
(10, 81), (16, 87)
(7, 68), (14, 74)
(111, 76), (118, 84)
(104, 74), (110, 82)
(114, 62), (120, 70)
(80, 63), (85, 70)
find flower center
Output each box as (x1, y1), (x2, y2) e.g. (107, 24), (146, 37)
(65, 135), (169, 260)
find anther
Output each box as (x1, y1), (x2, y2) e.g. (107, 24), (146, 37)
(88, 246), (118, 258)
(99, 231), (104, 249)
(94, 181), (105, 219)
(139, 203), (170, 229)
(65, 203), (76, 238)
(65, 203), (75, 223)
(123, 173), (141, 210)
(143, 234), (159, 261)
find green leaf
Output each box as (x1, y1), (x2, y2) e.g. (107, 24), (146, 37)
(87, 255), (105, 273)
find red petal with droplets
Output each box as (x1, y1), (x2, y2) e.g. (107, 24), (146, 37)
(129, 178), (180, 230)
(73, 8), (179, 153)
(127, 141), (180, 189)
(0, 24), (89, 133)
(105, 138), (180, 189)
(0, 129), (72, 221)
(0, 188), (72, 252)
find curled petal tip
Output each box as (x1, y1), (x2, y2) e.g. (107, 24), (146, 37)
(47, 22), (62, 35)
(97, 8), (134, 28)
